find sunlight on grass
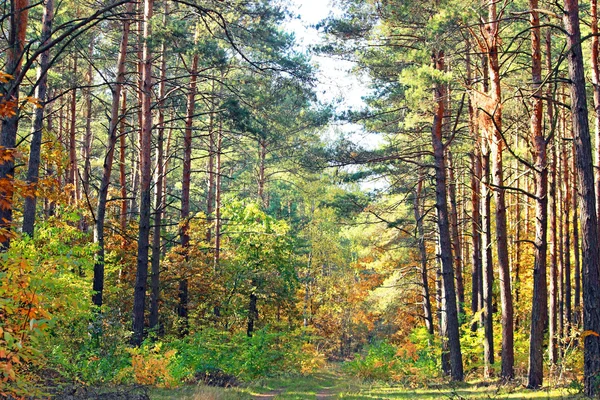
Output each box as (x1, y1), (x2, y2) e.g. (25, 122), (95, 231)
(149, 364), (586, 400)
(151, 384), (252, 400)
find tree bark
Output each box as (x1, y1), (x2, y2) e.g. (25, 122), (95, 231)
(470, 149), (482, 332)
(485, 0), (514, 379)
(527, 2), (548, 387)
(562, 141), (572, 331)
(119, 91), (128, 236)
(592, 0), (600, 228)
(132, 0), (154, 347)
(436, 244), (451, 376)
(178, 51), (199, 336)
(573, 145), (581, 326)
(413, 176), (434, 335)
(206, 83), (216, 242)
(68, 56), (79, 203)
(544, 24), (559, 367)
(431, 50), (463, 382)
(563, 1), (600, 395)
(0, 0), (29, 248)
(481, 136), (494, 376)
(150, 7), (168, 332)
(247, 290), (258, 337)
(447, 150), (464, 318)
(22, 0), (53, 238)
(81, 41), (95, 203)
(214, 119), (222, 266)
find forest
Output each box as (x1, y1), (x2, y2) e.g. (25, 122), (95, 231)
(2, 0), (600, 398)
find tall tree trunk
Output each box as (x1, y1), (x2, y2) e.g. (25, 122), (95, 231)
(436, 242), (451, 376)
(68, 56), (79, 203)
(81, 41), (95, 202)
(150, 7), (168, 331)
(247, 287), (258, 337)
(178, 51), (199, 336)
(206, 84), (216, 242)
(558, 150), (565, 343)
(431, 50), (463, 382)
(527, 2), (548, 387)
(470, 149), (482, 332)
(481, 137), (494, 376)
(119, 91), (128, 235)
(92, 1), (132, 311)
(214, 120), (222, 266)
(413, 176), (433, 335)
(573, 145), (581, 326)
(0, 0), (29, 248)
(563, 1), (600, 395)
(486, 0), (514, 379)
(562, 141), (572, 331)
(22, 0), (53, 237)
(592, 0), (600, 226)
(132, 0), (154, 347)
(447, 150), (464, 317)
(43, 100), (55, 218)
(467, 39), (483, 332)
(545, 24), (559, 366)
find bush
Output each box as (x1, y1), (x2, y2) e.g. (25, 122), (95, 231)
(167, 327), (324, 383)
(344, 340), (399, 381)
(0, 223), (95, 397)
(343, 329), (439, 386)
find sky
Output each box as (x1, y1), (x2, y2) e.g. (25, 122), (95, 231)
(287, 0), (369, 111)
(286, 0), (386, 191)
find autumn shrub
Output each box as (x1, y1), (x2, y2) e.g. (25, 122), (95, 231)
(343, 340), (400, 381)
(117, 342), (178, 388)
(0, 220), (95, 397)
(343, 331), (438, 386)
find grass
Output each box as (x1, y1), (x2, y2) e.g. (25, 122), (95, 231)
(148, 365), (586, 399)
(150, 384), (253, 400)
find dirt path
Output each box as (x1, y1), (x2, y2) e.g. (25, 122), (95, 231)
(316, 389), (334, 399)
(253, 388), (334, 399)
(252, 389), (283, 399)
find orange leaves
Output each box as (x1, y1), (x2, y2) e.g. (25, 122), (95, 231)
(23, 96), (41, 109)
(125, 345), (178, 388)
(0, 96), (18, 118)
(0, 72), (41, 120)
(581, 330), (600, 338)
(0, 72), (13, 84)
(0, 253), (48, 392)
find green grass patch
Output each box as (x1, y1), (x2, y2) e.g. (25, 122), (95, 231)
(149, 365), (586, 399)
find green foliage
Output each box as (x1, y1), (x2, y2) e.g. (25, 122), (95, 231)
(167, 328), (323, 382)
(344, 340), (400, 381)
(0, 220), (95, 396)
(343, 334), (438, 386)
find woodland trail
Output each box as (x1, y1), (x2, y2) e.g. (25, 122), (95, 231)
(252, 389), (283, 399)
(249, 368), (342, 399)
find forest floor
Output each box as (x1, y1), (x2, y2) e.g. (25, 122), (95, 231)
(148, 365), (585, 400)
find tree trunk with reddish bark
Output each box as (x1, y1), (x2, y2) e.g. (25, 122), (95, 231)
(132, 0), (154, 346)
(527, 1), (548, 387)
(485, 0), (514, 379)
